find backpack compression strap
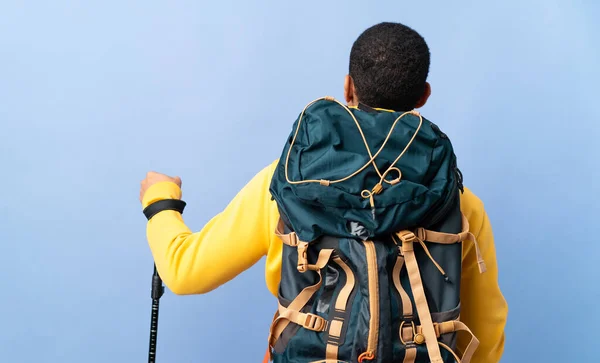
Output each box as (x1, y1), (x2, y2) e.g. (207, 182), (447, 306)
(272, 221), (357, 362)
(394, 213), (484, 363)
(268, 248), (334, 350)
(415, 213), (487, 274)
(397, 230), (444, 363)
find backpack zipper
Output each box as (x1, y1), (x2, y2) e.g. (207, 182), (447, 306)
(358, 241), (379, 362)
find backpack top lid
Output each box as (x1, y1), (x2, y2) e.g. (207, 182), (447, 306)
(269, 97), (460, 242)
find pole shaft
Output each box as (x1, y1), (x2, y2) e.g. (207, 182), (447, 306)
(148, 265), (164, 363)
(148, 298), (160, 363)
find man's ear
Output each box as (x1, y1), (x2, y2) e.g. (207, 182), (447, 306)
(344, 75), (358, 106)
(414, 82), (431, 109)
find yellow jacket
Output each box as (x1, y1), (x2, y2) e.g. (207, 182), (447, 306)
(142, 159), (508, 362)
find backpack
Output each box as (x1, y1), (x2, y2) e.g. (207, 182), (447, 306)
(267, 97), (487, 363)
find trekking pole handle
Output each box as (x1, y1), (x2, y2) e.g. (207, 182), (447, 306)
(151, 265), (164, 300)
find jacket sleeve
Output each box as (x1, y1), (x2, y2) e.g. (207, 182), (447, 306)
(141, 161), (279, 295)
(458, 196), (508, 362)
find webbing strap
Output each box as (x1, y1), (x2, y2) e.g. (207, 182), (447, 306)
(416, 213), (486, 274)
(397, 227), (480, 363)
(324, 256), (356, 361)
(400, 320), (480, 363)
(333, 256), (355, 311)
(325, 339), (339, 361)
(275, 218), (300, 247)
(403, 347), (417, 363)
(277, 303), (328, 332)
(268, 249), (335, 349)
(445, 321), (479, 363)
(415, 214), (470, 244)
(398, 231), (443, 363)
(394, 255), (417, 363)
(392, 255), (413, 318)
(274, 219), (315, 273)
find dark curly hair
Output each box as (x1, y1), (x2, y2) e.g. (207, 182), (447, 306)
(349, 22), (431, 111)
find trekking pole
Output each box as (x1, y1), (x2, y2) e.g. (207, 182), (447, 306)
(148, 264), (164, 363)
(142, 198), (187, 362)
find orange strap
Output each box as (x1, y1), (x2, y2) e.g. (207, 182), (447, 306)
(325, 256), (356, 361)
(395, 214), (483, 363)
(400, 320), (480, 363)
(268, 248), (334, 349)
(403, 346), (417, 363)
(274, 219), (313, 273)
(443, 320), (479, 363)
(276, 303), (328, 331)
(275, 218), (300, 247)
(398, 231), (444, 363)
(416, 213), (486, 274)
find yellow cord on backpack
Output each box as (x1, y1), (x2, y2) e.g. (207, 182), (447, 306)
(284, 96), (423, 216)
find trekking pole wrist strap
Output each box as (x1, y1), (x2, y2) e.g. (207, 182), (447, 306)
(143, 199), (186, 220)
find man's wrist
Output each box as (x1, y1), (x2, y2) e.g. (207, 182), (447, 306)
(143, 199), (186, 220)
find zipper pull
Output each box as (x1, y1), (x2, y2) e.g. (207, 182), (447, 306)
(358, 350), (375, 362)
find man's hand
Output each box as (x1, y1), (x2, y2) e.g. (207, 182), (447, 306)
(140, 171), (182, 203)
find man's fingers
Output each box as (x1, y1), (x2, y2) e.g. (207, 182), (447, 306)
(139, 172), (182, 204)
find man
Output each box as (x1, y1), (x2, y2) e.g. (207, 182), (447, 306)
(139, 22), (507, 362)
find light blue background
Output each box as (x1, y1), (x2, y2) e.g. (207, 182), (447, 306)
(1, 1), (598, 362)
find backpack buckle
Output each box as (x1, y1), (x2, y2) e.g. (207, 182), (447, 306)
(397, 231), (417, 253)
(415, 228), (427, 242)
(297, 242), (309, 273)
(303, 313), (328, 332)
(399, 320), (425, 345)
(397, 231), (417, 244)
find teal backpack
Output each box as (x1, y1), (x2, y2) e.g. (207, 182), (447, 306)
(268, 97), (486, 363)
